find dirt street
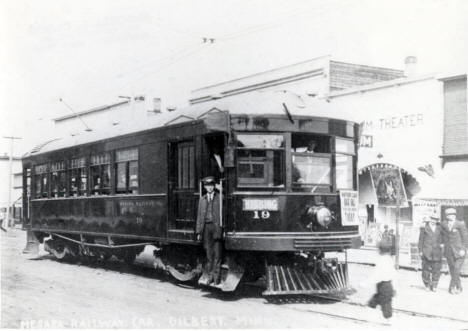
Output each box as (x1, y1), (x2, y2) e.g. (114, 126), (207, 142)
(2, 228), (467, 329)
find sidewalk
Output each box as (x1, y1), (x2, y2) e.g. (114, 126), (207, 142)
(347, 247), (415, 269)
(348, 246), (468, 275)
(346, 249), (468, 323)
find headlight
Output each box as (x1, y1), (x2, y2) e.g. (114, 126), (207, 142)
(307, 206), (332, 228)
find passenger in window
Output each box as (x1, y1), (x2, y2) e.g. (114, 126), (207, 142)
(295, 141), (317, 153)
(196, 176), (223, 286)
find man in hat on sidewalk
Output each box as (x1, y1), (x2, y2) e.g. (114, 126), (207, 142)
(196, 176), (223, 285)
(441, 208), (468, 294)
(418, 212), (443, 291)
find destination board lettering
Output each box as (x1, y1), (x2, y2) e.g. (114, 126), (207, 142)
(243, 199), (278, 211)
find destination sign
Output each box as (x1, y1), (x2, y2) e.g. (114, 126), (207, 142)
(243, 199), (278, 211)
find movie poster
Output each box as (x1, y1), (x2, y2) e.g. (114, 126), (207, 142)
(370, 167), (408, 207)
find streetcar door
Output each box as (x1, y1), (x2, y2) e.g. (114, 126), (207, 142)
(167, 140), (197, 241)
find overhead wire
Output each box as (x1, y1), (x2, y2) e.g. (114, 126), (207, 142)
(64, 2), (340, 107)
(114, 42), (210, 95)
(82, 42), (205, 103)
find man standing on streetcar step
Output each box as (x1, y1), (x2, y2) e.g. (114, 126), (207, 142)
(418, 212), (443, 292)
(441, 208), (468, 294)
(196, 176), (222, 285)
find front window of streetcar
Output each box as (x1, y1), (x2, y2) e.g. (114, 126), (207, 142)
(291, 134), (331, 193)
(335, 138), (355, 190)
(236, 134), (285, 188)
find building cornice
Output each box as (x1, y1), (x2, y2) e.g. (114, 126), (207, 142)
(325, 74), (437, 99)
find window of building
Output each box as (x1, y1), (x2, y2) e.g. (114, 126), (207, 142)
(176, 142), (195, 189)
(51, 161), (66, 197)
(70, 157), (87, 196)
(90, 153), (110, 195)
(335, 138), (355, 190)
(291, 134), (331, 193)
(236, 134), (285, 188)
(442, 77), (468, 158)
(25, 168), (31, 197)
(34, 164), (49, 198)
(116, 148), (139, 194)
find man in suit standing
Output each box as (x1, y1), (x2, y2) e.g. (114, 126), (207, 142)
(418, 213), (443, 292)
(196, 176), (222, 285)
(441, 208), (468, 294)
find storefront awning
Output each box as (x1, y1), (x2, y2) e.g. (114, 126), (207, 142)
(413, 161), (468, 206)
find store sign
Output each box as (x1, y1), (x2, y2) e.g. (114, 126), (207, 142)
(370, 167), (408, 207)
(340, 190), (359, 226)
(362, 113), (424, 131)
(359, 135), (373, 148)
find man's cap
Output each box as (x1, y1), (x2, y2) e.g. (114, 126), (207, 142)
(202, 176), (216, 185)
(444, 208), (457, 216)
(428, 209), (440, 221)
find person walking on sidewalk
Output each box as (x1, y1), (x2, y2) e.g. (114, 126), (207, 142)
(441, 208), (468, 294)
(368, 240), (396, 322)
(418, 213), (443, 292)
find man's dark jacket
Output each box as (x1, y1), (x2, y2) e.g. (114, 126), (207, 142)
(418, 223), (443, 261)
(196, 192), (222, 239)
(441, 220), (468, 259)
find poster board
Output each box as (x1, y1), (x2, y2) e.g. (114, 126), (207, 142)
(370, 167), (408, 207)
(339, 190), (359, 226)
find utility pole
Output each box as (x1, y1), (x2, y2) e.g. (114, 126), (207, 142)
(2, 136), (22, 231)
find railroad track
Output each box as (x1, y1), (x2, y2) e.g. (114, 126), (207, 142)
(266, 294), (468, 327)
(308, 293), (468, 324)
(292, 307), (390, 326)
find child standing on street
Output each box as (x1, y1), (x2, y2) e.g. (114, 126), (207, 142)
(367, 240), (396, 321)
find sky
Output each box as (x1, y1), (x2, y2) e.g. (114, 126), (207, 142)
(1, 0), (467, 155)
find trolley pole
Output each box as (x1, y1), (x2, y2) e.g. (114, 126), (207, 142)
(2, 136), (22, 231)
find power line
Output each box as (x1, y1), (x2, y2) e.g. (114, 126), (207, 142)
(215, 3), (336, 43)
(81, 42), (204, 102)
(117, 42), (210, 94)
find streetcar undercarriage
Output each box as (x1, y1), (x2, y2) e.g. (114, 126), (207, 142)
(30, 230), (351, 296)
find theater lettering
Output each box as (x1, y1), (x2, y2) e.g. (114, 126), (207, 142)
(362, 113), (424, 131)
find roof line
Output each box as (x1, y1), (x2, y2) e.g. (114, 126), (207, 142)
(0, 156), (22, 161)
(330, 60), (403, 74)
(191, 55), (331, 92)
(326, 74), (437, 98)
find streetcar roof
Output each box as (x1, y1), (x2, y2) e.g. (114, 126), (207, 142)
(25, 91), (355, 157)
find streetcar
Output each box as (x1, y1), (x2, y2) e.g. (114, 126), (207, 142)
(22, 91), (361, 295)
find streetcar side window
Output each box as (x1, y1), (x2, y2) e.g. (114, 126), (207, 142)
(291, 134), (331, 193)
(90, 153), (111, 195)
(335, 138), (355, 190)
(236, 134), (285, 188)
(69, 157), (87, 196)
(51, 161), (66, 197)
(34, 164), (49, 198)
(115, 148), (139, 194)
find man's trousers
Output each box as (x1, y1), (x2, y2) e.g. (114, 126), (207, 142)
(421, 257), (442, 288)
(203, 223), (222, 282)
